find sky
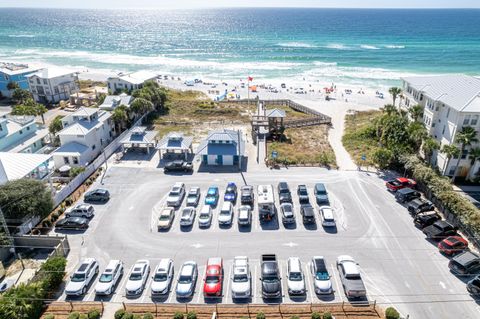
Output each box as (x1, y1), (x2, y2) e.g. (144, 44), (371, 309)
(1, 0), (480, 9)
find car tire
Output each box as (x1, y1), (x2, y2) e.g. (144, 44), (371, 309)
(82, 287), (86, 295)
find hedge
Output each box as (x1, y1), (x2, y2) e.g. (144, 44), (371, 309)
(401, 154), (480, 233)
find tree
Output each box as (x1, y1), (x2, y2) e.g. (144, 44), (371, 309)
(372, 148), (394, 169)
(112, 105), (129, 133)
(6, 81), (19, 91)
(132, 81), (167, 110)
(422, 136), (440, 163)
(0, 179), (54, 220)
(37, 256), (67, 294)
(49, 115), (64, 135)
(130, 98), (154, 117)
(382, 104), (397, 116)
(408, 104), (424, 122)
(442, 144), (460, 176)
(407, 121), (427, 151)
(0, 282), (45, 319)
(388, 87), (402, 106)
(466, 147), (480, 181)
(11, 98), (48, 124)
(97, 93), (107, 105)
(451, 126), (478, 182)
(11, 88), (31, 104)
(35, 103), (48, 124)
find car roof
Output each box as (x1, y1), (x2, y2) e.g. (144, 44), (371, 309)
(278, 182), (289, 189)
(314, 183), (326, 190)
(397, 177), (409, 182)
(189, 187), (200, 192)
(453, 251), (480, 264)
(161, 207), (174, 214)
(342, 260), (360, 275)
(200, 205), (211, 213)
(78, 258), (96, 271)
(181, 262), (196, 275)
(105, 260), (121, 270)
(221, 201), (232, 210)
(156, 259), (172, 272)
(321, 207), (334, 219)
(241, 185), (253, 191)
(288, 257), (301, 272)
(312, 256), (328, 272)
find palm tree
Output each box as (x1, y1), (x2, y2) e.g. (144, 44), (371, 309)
(389, 87), (402, 106)
(112, 105), (128, 134)
(6, 81), (19, 91)
(130, 98), (154, 118)
(408, 104), (424, 122)
(422, 136), (440, 164)
(451, 126), (479, 182)
(35, 103), (48, 124)
(407, 122), (427, 151)
(382, 104), (397, 115)
(466, 147), (480, 181)
(442, 144), (460, 176)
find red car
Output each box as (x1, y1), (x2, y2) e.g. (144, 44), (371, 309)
(203, 257), (223, 297)
(438, 236), (468, 255)
(386, 177), (416, 192)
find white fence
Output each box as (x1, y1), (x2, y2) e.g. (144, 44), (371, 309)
(52, 115), (146, 206)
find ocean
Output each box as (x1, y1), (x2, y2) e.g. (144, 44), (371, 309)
(1, 8), (480, 88)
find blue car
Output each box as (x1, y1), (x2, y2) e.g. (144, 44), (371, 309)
(224, 183), (237, 202)
(205, 186), (219, 207)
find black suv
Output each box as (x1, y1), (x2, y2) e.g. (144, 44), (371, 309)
(84, 189), (110, 202)
(277, 182), (292, 203)
(414, 212), (441, 229)
(297, 185), (309, 204)
(164, 160), (193, 173)
(449, 251), (480, 275)
(240, 185), (254, 206)
(300, 204), (315, 224)
(395, 188), (421, 203)
(408, 198), (434, 216)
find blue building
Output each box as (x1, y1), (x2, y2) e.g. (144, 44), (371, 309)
(0, 115), (49, 153)
(0, 62), (41, 98)
(196, 129), (245, 167)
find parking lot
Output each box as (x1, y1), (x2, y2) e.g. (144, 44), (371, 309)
(54, 166), (480, 319)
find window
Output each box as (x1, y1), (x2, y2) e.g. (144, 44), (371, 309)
(471, 115), (479, 126)
(448, 167), (456, 175)
(446, 108), (450, 118)
(464, 115), (471, 125)
(73, 157), (79, 164)
(63, 157), (70, 164)
(92, 144), (96, 150)
(43, 79), (47, 85)
(33, 142), (36, 147)
(442, 125), (446, 135)
(36, 78), (40, 84)
(432, 123), (436, 128)
(54, 87), (59, 94)
(461, 149), (468, 159)
(19, 130), (23, 134)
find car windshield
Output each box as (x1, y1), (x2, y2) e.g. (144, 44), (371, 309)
(226, 188), (235, 193)
(129, 272), (142, 280)
(199, 213), (210, 219)
(99, 273), (113, 283)
(263, 275), (278, 283)
(220, 211), (230, 216)
(233, 274), (248, 282)
(283, 205), (293, 213)
(289, 272), (302, 281)
(71, 273), (85, 282)
(182, 211), (192, 218)
(178, 275), (192, 284)
(154, 273), (167, 281)
(159, 215), (170, 221)
(315, 271), (329, 280)
(280, 189), (289, 194)
(389, 180), (402, 186)
(207, 189), (217, 195)
(170, 189), (180, 196)
(299, 188), (307, 195)
(206, 275), (219, 283)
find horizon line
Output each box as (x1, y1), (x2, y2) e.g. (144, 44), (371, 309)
(1, 6), (480, 10)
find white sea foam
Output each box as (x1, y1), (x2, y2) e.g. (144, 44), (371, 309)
(313, 61), (338, 67)
(360, 45), (381, 50)
(277, 42), (316, 48)
(8, 34), (36, 38)
(385, 45), (406, 49)
(325, 43), (351, 50)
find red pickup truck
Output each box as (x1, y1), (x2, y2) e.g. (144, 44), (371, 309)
(386, 177), (416, 192)
(203, 257), (223, 297)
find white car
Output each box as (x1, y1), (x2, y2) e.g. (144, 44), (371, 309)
(218, 201), (233, 226)
(125, 260), (150, 296)
(166, 182), (185, 207)
(65, 258), (99, 296)
(95, 260), (124, 295)
(198, 205), (213, 228)
(151, 258), (174, 296)
(65, 204), (95, 219)
(237, 206), (252, 226)
(287, 257), (306, 295)
(180, 207), (196, 227)
(319, 206), (336, 227)
(176, 261), (198, 298)
(231, 256), (251, 299)
(311, 256), (333, 295)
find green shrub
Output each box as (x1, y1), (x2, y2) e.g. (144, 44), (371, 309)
(65, 196), (73, 206)
(323, 312), (333, 319)
(385, 307), (400, 319)
(144, 313), (154, 319)
(68, 313), (80, 319)
(39, 256), (67, 294)
(44, 314), (55, 319)
(133, 315), (141, 319)
(42, 219), (52, 228)
(32, 228), (41, 235)
(173, 311), (184, 319)
(123, 313), (134, 319)
(256, 312), (266, 319)
(79, 314), (88, 319)
(115, 309), (126, 319)
(88, 309), (101, 319)
(290, 316), (300, 319)
(186, 311), (197, 319)
(311, 313), (321, 319)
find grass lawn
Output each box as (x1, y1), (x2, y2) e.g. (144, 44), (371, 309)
(268, 125), (336, 167)
(263, 103), (311, 119)
(342, 110), (383, 166)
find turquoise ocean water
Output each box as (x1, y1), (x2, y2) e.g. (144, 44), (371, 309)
(1, 8), (480, 87)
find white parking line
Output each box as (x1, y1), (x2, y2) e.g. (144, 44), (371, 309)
(85, 282), (96, 301)
(253, 264), (258, 301)
(113, 265), (133, 303)
(331, 264), (343, 302)
(224, 261), (232, 301)
(279, 261), (285, 302)
(140, 275), (153, 303)
(304, 262), (314, 303)
(195, 266), (205, 303)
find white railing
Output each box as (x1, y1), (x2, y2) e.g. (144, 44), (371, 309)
(52, 114), (146, 206)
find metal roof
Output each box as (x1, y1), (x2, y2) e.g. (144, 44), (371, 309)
(26, 67), (77, 79)
(0, 152), (51, 182)
(402, 75), (480, 113)
(110, 71), (158, 85)
(266, 108), (286, 118)
(195, 129), (245, 156)
(121, 128), (157, 145)
(99, 95), (133, 110)
(53, 141), (89, 156)
(157, 132), (193, 151)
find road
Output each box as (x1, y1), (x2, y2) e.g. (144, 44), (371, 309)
(54, 166), (480, 319)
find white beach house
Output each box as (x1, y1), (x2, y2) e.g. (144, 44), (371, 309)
(53, 107), (114, 168)
(401, 74), (480, 178)
(0, 114), (49, 154)
(107, 71), (158, 94)
(26, 68), (80, 104)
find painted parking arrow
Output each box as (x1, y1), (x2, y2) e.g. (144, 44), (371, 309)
(282, 242), (298, 247)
